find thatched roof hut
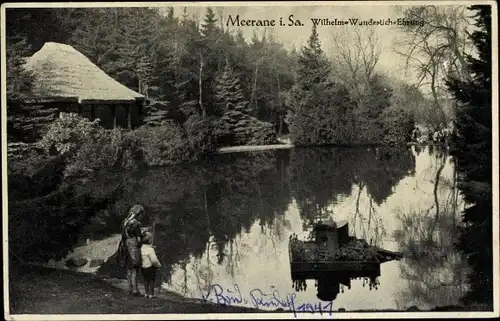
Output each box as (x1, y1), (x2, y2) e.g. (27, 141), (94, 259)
(23, 42), (145, 129)
(25, 42), (144, 103)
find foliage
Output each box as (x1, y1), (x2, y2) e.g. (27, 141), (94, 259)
(382, 106), (416, 145)
(6, 37), (34, 103)
(353, 74), (393, 144)
(143, 100), (174, 126)
(37, 113), (140, 177)
(8, 151), (65, 200)
(246, 118), (277, 145)
(8, 104), (60, 143)
(214, 63), (276, 146)
(6, 7), (424, 148)
(6, 37), (39, 142)
(8, 140), (125, 264)
(183, 115), (216, 155)
(6, 7), (301, 145)
(394, 5), (472, 129)
(129, 120), (193, 167)
(445, 5), (492, 305)
(9, 180), (124, 263)
(287, 25), (355, 146)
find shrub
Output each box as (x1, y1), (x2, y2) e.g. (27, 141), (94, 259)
(37, 113), (138, 177)
(247, 118), (278, 145)
(38, 113), (102, 157)
(382, 106), (415, 145)
(183, 115), (216, 155)
(212, 114), (277, 147)
(8, 150), (65, 200)
(7, 147), (124, 263)
(9, 181), (123, 263)
(129, 120), (192, 167)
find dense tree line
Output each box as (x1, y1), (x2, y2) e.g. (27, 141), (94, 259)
(445, 5), (492, 305)
(7, 7), (416, 148)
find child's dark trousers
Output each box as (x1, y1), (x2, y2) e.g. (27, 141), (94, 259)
(142, 267), (157, 297)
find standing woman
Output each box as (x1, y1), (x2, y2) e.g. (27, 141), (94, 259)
(119, 204), (147, 296)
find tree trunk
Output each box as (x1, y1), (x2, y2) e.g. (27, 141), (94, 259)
(250, 64), (259, 113)
(434, 158), (446, 220)
(278, 114), (284, 137)
(199, 52), (206, 118)
(204, 187), (210, 231)
(277, 74), (283, 136)
(447, 29), (470, 81)
(111, 105), (117, 129)
(430, 66), (446, 129)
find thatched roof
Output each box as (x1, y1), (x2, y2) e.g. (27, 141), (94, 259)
(24, 42), (145, 103)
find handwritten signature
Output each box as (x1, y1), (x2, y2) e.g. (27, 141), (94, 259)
(201, 284), (334, 317)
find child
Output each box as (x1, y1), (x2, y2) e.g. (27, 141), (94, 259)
(140, 232), (162, 298)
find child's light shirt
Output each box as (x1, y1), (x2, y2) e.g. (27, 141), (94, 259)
(141, 244), (162, 268)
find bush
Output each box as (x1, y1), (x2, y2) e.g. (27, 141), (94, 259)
(247, 118), (278, 145)
(8, 150), (65, 200)
(37, 113), (139, 177)
(212, 114), (277, 147)
(9, 182), (123, 263)
(38, 113), (102, 157)
(7, 146), (124, 263)
(183, 115), (216, 155)
(129, 120), (192, 166)
(382, 106), (415, 145)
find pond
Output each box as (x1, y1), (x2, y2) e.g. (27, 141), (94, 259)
(84, 145), (471, 311)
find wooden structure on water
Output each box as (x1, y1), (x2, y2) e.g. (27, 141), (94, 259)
(288, 219), (403, 301)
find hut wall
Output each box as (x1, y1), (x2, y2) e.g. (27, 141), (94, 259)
(115, 105), (127, 129)
(70, 101), (144, 129)
(94, 104), (114, 129)
(80, 104), (93, 121)
(130, 101), (144, 129)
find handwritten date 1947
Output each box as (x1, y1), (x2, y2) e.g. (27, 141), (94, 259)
(201, 284), (334, 318)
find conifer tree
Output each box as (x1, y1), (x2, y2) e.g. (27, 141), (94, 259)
(296, 24), (330, 87)
(201, 8), (218, 37)
(286, 25), (354, 145)
(357, 74), (393, 143)
(199, 8), (224, 117)
(215, 62), (253, 145)
(445, 5), (492, 305)
(6, 38), (58, 143)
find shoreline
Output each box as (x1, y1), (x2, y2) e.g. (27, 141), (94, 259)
(7, 264), (492, 315)
(214, 142), (448, 154)
(216, 143), (294, 154)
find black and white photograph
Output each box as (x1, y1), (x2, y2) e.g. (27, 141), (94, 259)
(2, 1), (498, 319)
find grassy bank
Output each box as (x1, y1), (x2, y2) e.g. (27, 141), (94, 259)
(8, 264), (261, 314)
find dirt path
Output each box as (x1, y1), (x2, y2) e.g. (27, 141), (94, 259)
(7, 264), (491, 316)
(8, 264), (262, 315)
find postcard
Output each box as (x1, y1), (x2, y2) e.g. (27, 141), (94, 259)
(2, 1), (498, 319)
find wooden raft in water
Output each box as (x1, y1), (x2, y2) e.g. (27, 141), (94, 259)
(288, 220), (403, 279)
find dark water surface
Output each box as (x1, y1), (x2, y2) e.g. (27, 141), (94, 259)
(87, 146), (470, 311)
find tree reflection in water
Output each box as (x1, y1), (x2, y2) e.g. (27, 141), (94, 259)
(393, 147), (470, 309)
(289, 147), (415, 240)
(88, 145), (493, 309)
(293, 274), (382, 302)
